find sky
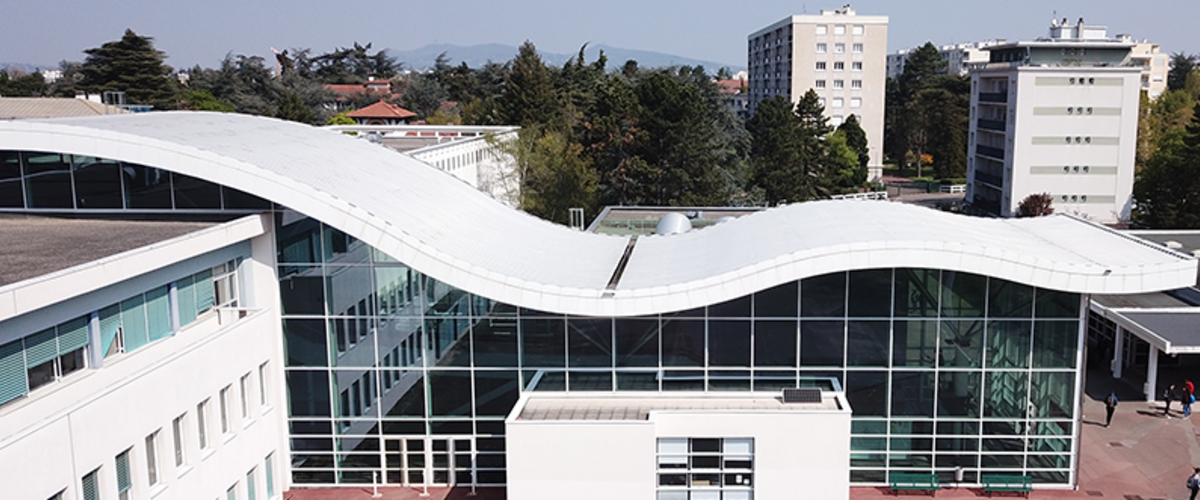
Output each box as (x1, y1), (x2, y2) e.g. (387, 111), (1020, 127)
(2, 0), (1198, 70)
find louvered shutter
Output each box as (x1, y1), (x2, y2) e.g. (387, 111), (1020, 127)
(81, 470), (99, 500)
(57, 316), (89, 354)
(121, 296), (149, 352)
(115, 450), (131, 494)
(176, 275), (197, 326)
(195, 269), (215, 313)
(145, 286), (172, 341)
(23, 328), (58, 366)
(0, 340), (28, 405)
(99, 305), (122, 357)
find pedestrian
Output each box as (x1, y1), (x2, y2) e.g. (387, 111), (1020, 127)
(1165, 384), (1176, 418)
(1104, 392), (1118, 427)
(1188, 466), (1200, 500)
(1188, 379), (1195, 397)
(1188, 389), (1196, 418)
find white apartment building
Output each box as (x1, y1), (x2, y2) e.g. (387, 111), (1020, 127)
(887, 41), (1004, 79)
(1126, 37), (1169, 99)
(747, 6), (888, 181)
(966, 19), (1141, 224)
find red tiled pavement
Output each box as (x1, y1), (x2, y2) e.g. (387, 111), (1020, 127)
(285, 486), (505, 500)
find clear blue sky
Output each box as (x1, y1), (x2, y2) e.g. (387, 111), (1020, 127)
(3, 0), (1197, 69)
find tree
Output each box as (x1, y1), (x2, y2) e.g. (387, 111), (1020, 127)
(276, 89), (315, 124)
(402, 72), (449, 119)
(1016, 193), (1055, 217)
(79, 29), (178, 109)
(1133, 103), (1200, 228)
(1169, 52), (1198, 92)
(179, 90), (235, 112)
(499, 41), (561, 129)
(325, 111), (355, 126)
(746, 91), (831, 204)
(826, 130), (865, 192)
(836, 114), (869, 170)
(504, 127), (598, 225)
(0, 70), (45, 96)
(634, 71), (727, 206)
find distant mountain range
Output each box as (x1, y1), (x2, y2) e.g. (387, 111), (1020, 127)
(387, 43), (744, 73)
(0, 62), (53, 74)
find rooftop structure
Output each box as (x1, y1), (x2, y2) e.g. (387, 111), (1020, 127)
(345, 100), (417, 125)
(0, 97), (129, 120)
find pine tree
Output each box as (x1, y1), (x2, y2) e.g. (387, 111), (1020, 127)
(499, 41), (561, 129)
(1134, 103), (1200, 228)
(837, 114), (870, 170)
(276, 89), (316, 124)
(747, 91), (831, 204)
(79, 29), (178, 109)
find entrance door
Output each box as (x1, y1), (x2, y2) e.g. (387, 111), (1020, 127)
(385, 436), (474, 487)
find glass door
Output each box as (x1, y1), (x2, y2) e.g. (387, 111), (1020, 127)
(385, 436), (474, 487)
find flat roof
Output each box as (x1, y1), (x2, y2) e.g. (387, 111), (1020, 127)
(0, 216), (217, 287)
(516, 395), (839, 421)
(1093, 292), (1195, 309)
(1119, 310), (1200, 353)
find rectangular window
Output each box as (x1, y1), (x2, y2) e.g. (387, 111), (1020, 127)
(240, 373), (251, 419)
(246, 468), (257, 500)
(115, 449), (132, 500)
(265, 454), (276, 498)
(172, 414), (186, 467)
(853, 25), (864, 35)
(853, 61), (863, 71)
(145, 432), (159, 486)
(213, 261), (238, 308)
(818, 98), (827, 108)
(219, 386), (231, 434)
(851, 98), (863, 108)
(81, 468), (100, 500)
(832, 98), (845, 108)
(835, 43), (845, 54)
(815, 61), (826, 71)
(258, 362), (269, 406)
(853, 43), (864, 53)
(852, 80), (863, 89)
(657, 438), (754, 498)
(227, 484), (237, 500)
(834, 80), (845, 89)
(834, 25), (846, 35)
(197, 400), (210, 449)
(816, 43), (827, 54)
(815, 80), (826, 89)
(834, 62), (845, 71)
(816, 25), (827, 35)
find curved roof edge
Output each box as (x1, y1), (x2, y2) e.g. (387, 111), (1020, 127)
(0, 112), (1194, 317)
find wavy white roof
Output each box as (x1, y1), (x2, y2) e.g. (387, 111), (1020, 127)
(0, 112), (1194, 316)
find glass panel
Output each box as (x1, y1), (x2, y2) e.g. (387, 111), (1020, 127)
(287, 370), (331, 417)
(568, 371), (613, 391)
(988, 321), (1031, 369)
(615, 318), (659, 367)
(845, 371), (888, 416)
(1030, 371), (1075, 418)
(937, 371), (980, 417)
(892, 320), (937, 367)
(23, 151), (73, 208)
(284, 320), (330, 367)
(939, 320), (983, 368)
(851, 420), (887, 434)
(279, 267), (327, 315)
(753, 320), (796, 367)
(384, 374), (425, 417)
(616, 371), (659, 390)
(936, 436), (979, 452)
(754, 282), (797, 317)
(940, 272), (986, 317)
(568, 318), (613, 368)
(709, 295), (750, 318)
(988, 278), (1033, 318)
(708, 321), (750, 367)
(708, 370), (750, 391)
(894, 269), (939, 317)
(520, 317), (565, 368)
(661, 319), (704, 367)
(801, 272), (845, 317)
(222, 186), (271, 209)
(171, 172), (222, 209)
(122, 164), (172, 208)
(474, 371), (519, 416)
(845, 321), (888, 366)
(0, 151), (24, 207)
(1033, 321), (1078, 368)
(753, 370), (796, 391)
(890, 371), (935, 417)
(985, 371), (1028, 418)
(848, 269), (892, 317)
(1035, 290), (1080, 318)
(428, 371), (471, 417)
(72, 156), (123, 208)
(662, 370), (704, 391)
(800, 320), (844, 367)
(473, 316), (517, 367)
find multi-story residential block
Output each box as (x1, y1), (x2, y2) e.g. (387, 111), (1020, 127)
(1126, 37), (1169, 99)
(747, 6), (888, 181)
(966, 19), (1141, 224)
(887, 40), (1004, 79)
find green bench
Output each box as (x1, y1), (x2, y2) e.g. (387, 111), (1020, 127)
(888, 472), (941, 495)
(981, 474), (1033, 497)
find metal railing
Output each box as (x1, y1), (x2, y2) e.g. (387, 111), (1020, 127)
(976, 144), (1005, 160)
(830, 191), (889, 201)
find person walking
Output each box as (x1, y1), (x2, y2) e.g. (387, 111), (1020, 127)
(1165, 384), (1176, 418)
(1187, 467), (1200, 500)
(1187, 385), (1196, 418)
(1104, 392), (1118, 427)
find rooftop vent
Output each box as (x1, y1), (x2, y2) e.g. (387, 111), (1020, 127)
(1164, 241), (1183, 250)
(655, 213), (692, 236)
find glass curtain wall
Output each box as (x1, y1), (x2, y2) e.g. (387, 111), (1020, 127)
(277, 215), (1083, 488)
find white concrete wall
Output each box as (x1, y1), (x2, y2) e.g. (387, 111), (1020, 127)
(507, 421), (656, 500)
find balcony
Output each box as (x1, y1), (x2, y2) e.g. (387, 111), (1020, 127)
(978, 92), (1008, 104)
(977, 118), (1006, 132)
(974, 170), (1004, 187)
(975, 144), (1005, 160)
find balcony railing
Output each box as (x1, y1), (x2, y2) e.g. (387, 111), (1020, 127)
(977, 118), (1006, 132)
(974, 170), (1004, 187)
(978, 92), (1008, 103)
(976, 144), (1005, 160)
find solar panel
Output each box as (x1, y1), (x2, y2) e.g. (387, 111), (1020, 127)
(782, 388), (822, 404)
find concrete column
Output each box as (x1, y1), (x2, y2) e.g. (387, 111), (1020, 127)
(1145, 346), (1159, 402)
(1112, 326), (1125, 379)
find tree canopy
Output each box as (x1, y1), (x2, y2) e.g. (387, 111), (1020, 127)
(884, 42), (969, 180)
(79, 29), (178, 109)
(1134, 102), (1200, 228)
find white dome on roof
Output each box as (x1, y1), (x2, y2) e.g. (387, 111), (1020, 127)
(655, 213), (692, 236)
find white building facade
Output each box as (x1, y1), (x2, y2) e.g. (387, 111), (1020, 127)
(887, 41), (1004, 79)
(748, 6), (888, 180)
(966, 20), (1141, 223)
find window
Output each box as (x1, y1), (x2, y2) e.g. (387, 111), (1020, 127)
(851, 80), (863, 89)
(213, 261), (239, 308)
(227, 484), (237, 500)
(219, 386), (231, 434)
(851, 98), (863, 108)
(145, 432), (160, 486)
(832, 98), (845, 108)
(3, 315), (90, 405)
(815, 61), (826, 71)
(657, 438), (754, 499)
(247, 469), (257, 500)
(115, 449), (132, 500)
(853, 61), (863, 71)
(834, 80), (845, 89)
(816, 43), (827, 54)
(264, 454), (276, 498)
(258, 362), (269, 406)
(818, 98), (827, 108)
(197, 400), (210, 449)
(834, 25), (846, 35)
(172, 415), (187, 467)
(81, 469), (100, 500)
(853, 43), (863, 53)
(853, 25), (864, 35)
(240, 373), (251, 419)
(815, 80), (826, 89)
(832, 115), (844, 126)
(834, 62), (845, 71)
(835, 43), (845, 54)
(816, 25), (827, 35)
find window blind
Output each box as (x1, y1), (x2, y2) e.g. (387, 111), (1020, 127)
(23, 327), (59, 366)
(247, 469), (256, 500)
(115, 450), (131, 493)
(176, 275), (198, 326)
(81, 469), (99, 500)
(265, 455), (275, 497)
(146, 285), (172, 341)
(99, 305), (122, 357)
(0, 340), (28, 405)
(195, 269), (215, 313)
(57, 316), (89, 354)
(121, 296), (149, 352)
